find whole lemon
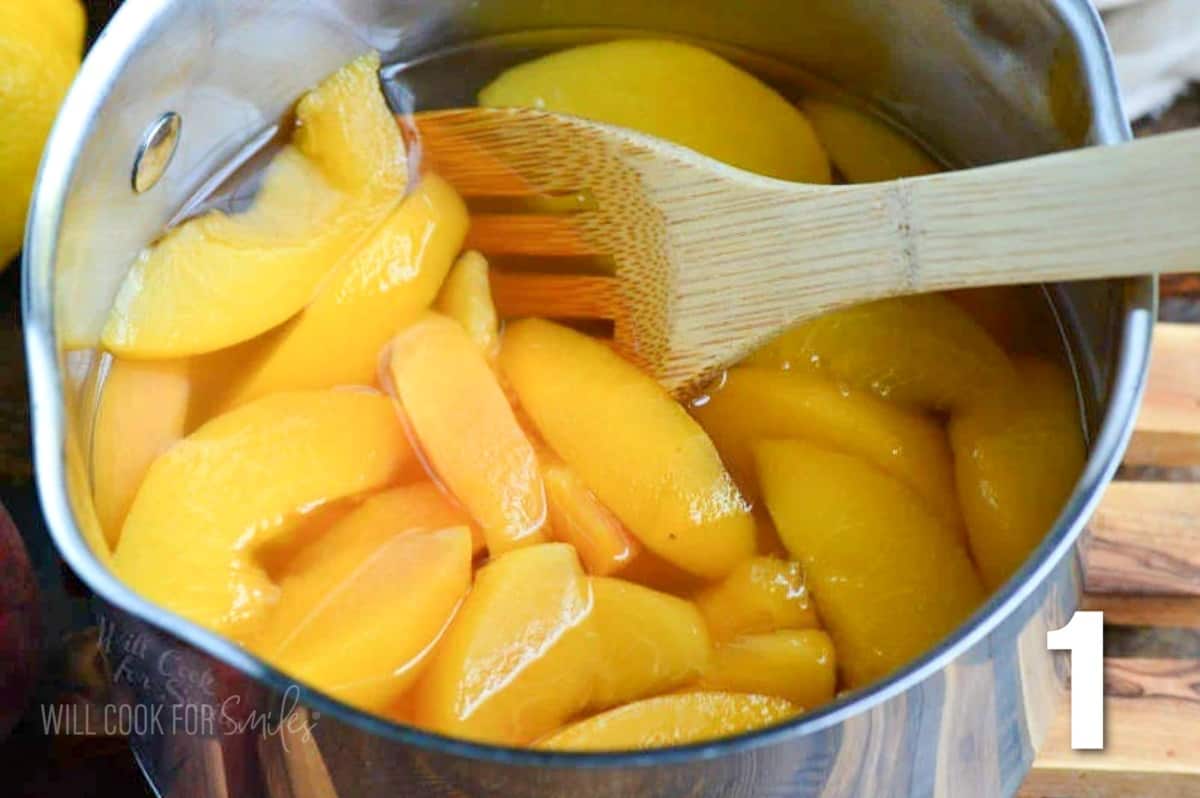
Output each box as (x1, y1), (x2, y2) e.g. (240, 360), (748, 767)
(0, 0), (85, 266)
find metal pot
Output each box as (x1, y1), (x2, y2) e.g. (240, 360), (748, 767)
(24, 1), (1154, 796)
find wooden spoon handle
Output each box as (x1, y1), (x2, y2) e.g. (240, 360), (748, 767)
(899, 128), (1200, 291)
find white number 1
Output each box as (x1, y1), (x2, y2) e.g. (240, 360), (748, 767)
(1047, 610), (1104, 750)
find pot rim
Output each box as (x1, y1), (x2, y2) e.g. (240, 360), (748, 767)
(22, 0), (1155, 768)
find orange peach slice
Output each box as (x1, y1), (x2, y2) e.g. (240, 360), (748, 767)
(757, 440), (985, 688)
(102, 53), (407, 358)
(414, 543), (593, 744)
(113, 390), (412, 639)
(586, 577), (710, 709)
(543, 460), (639, 576)
(435, 251), (501, 363)
(800, 98), (940, 183)
(256, 527), (472, 714)
(694, 556), (818, 643)
(538, 692), (797, 751)
(699, 630), (836, 709)
(209, 175), (467, 411)
(746, 294), (1017, 413)
(277, 482), (481, 586)
(388, 313), (546, 554)
(481, 39), (830, 183)
(950, 357), (1086, 589)
(91, 357), (189, 546)
(501, 318), (755, 578)
(693, 367), (961, 529)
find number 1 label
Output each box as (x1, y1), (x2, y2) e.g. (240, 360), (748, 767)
(1047, 610), (1104, 750)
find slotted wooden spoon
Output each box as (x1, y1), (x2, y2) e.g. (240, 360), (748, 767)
(414, 107), (1199, 395)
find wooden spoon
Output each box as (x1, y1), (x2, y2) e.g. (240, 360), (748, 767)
(414, 107), (1197, 395)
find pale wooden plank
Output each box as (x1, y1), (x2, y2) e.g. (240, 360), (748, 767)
(1082, 482), (1200, 595)
(1125, 324), (1200, 467)
(1081, 594), (1200, 629)
(1025, 659), (1200, 798)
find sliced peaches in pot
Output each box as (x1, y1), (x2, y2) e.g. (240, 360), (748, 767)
(91, 357), (189, 546)
(756, 439), (984, 688)
(542, 460), (639, 577)
(205, 174), (467, 413)
(103, 53), (408, 358)
(435, 250), (501, 363)
(388, 313), (546, 555)
(950, 357), (1086, 589)
(584, 577), (710, 710)
(501, 318), (754, 579)
(698, 629), (836, 709)
(113, 390), (413, 640)
(746, 294), (1017, 414)
(254, 526), (472, 714)
(414, 543), (593, 745)
(693, 366), (961, 530)
(693, 556), (819, 643)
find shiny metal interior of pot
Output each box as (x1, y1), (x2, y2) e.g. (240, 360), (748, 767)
(24, 1), (1154, 796)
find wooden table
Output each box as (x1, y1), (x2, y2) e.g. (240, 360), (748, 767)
(3, 3), (1198, 794)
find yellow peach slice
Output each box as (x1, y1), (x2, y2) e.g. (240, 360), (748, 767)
(692, 367), (961, 529)
(586, 577), (710, 709)
(91, 357), (189, 546)
(255, 527), (471, 714)
(114, 390), (412, 639)
(293, 53), (408, 195)
(389, 313), (546, 555)
(950, 357), (1086, 589)
(746, 294), (1017, 413)
(538, 692), (797, 751)
(414, 543), (593, 744)
(435, 251), (501, 363)
(204, 174), (467, 412)
(501, 318), (755, 578)
(277, 482), (481, 587)
(800, 98), (940, 183)
(698, 630), (836, 709)
(694, 556), (818, 643)
(480, 39), (830, 183)
(756, 440), (985, 688)
(543, 461), (639, 576)
(102, 53), (407, 358)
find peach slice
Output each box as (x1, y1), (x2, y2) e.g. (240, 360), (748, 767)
(950, 357), (1086, 589)
(538, 692), (797, 751)
(480, 39), (830, 183)
(414, 543), (593, 745)
(746, 294), (1017, 413)
(207, 175), (467, 412)
(389, 313), (546, 555)
(435, 251), (501, 363)
(113, 390), (413, 639)
(756, 440), (985, 688)
(694, 556), (818, 643)
(800, 98), (940, 183)
(692, 367), (961, 529)
(102, 53), (407, 358)
(91, 357), (189, 546)
(277, 482), (481, 585)
(543, 460), (640, 576)
(501, 319), (755, 578)
(586, 577), (710, 709)
(698, 630), (836, 709)
(255, 527), (471, 714)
